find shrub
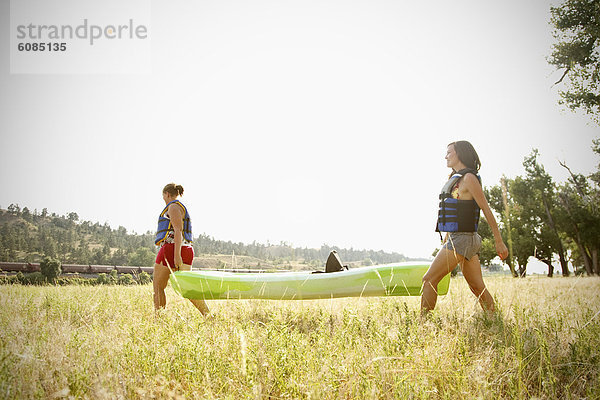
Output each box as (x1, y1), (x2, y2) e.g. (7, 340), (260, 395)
(109, 269), (118, 284)
(40, 257), (61, 282)
(24, 272), (46, 285)
(0, 273), (21, 284)
(118, 273), (135, 285)
(97, 273), (109, 285)
(137, 271), (152, 284)
(10, 272), (46, 285)
(57, 276), (89, 286)
(96, 271), (138, 285)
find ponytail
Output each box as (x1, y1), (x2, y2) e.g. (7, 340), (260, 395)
(163, 183), (184, 197)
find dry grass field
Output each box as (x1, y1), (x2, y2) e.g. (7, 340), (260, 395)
(0, 275), (599, 399)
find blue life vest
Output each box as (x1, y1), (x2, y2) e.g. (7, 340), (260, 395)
(436, 169), (481, 233)
(155, 200), (193, 246)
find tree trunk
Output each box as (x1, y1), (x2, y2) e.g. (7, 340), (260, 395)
(577, 241), (594, 275)
(535, 257), (554, 277)
(518, 263), (527, 277)
(558, 193), (590, 274)
(542, 195), (570, 276)
(557, 249), (569, 277)
(544, 260), (554, 277)
(593, 247), (599, 275)
(507, 258), (518, 277)
(508, 261), (518, 277)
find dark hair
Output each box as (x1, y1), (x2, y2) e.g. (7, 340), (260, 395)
(448, 141), (481, 172)
(163, 183), (184, 197)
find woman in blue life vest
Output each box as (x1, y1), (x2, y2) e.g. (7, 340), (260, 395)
(422, 141), (508, 315)
(153, 183), (209, 315)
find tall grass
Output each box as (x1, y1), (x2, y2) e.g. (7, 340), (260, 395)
(0, 276), (598, 399)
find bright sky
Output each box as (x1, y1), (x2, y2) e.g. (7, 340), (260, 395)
(1, 0), (598, 268)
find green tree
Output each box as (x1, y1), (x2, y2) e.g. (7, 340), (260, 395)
(7, 204), (20, 216)
(72, 238), (92, 264)
(92, 243), (111, 265)
(556, 141), (600, 274)
(522, 151), (570, 276)
(557, 181), (596, 273)
(511, 176), (560, 277)
(487, 171), (568, 277)
(21, 207), (32, 222)
(41, 235), (58, 259)
(128, 247), (155, 267)
(549, 0), (600, 122)
(67, 212), (79, 222)
(110, 248), (128, 266)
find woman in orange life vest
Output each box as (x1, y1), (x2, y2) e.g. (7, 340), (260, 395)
(421, 141), (508, 314)
(153, 183), (209, 315)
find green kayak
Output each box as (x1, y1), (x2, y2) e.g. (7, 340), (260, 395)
(169, 262), (450, 300)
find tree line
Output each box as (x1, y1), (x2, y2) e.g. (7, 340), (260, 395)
(0, 207), (410, 267)
(478, 139), (599, 277)
(0, 207), (157, 267)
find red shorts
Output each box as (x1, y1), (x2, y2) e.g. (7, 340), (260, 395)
(156, 243), (194, 270)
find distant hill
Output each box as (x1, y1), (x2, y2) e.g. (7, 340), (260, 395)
(0, 204), (417, 269)
(0, 205), (156, 267)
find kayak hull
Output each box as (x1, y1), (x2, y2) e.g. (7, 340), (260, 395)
(169, 262), (450, 300)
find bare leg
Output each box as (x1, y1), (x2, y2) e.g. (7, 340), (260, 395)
(461, 255), (495, 313)
(178, 265), (210, 316)
(421, 248), (463, 314)
(153, 262), (170, 309)
(189, 299), (210, 316)
(154, 262), (211, 315)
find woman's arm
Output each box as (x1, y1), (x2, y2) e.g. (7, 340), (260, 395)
(168, 203), (184, 267)
(462, 174), (509, 260)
